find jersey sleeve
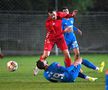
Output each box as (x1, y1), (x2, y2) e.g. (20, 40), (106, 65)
(57, 12), (74, 19)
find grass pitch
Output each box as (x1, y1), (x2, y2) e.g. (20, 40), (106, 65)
(0, 54), (107, 90)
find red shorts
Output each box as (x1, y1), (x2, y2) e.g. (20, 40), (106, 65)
(44, 37), (68, 51)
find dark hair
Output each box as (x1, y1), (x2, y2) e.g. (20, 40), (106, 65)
(62, 6), (68, 10)
(36, 60), (45, 69)
(48, 7), (56, 13)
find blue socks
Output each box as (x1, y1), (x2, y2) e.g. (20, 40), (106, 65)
(82, 59), (97, 70)
(78, 72), (86, 79)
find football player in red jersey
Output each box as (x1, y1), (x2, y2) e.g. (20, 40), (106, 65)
(34, 8), (78, 75)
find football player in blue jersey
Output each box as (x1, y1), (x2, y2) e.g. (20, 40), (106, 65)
(36, 58), (104, 82)
(37, 57), (82, 82)
(62, 7), (82, 62)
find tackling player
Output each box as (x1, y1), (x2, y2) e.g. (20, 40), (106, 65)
(34, 8), (78, 75)
(36, 58), (104, 82)
(40, 8), (78, 67)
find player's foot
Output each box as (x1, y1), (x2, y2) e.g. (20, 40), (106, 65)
(33, 66), (39, 76)
(98, 61), (105, 73)
(88, 76), (98, 82)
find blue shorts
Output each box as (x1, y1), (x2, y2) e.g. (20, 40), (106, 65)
(64, 33), (79, 50)
(67, 40), (79, 50)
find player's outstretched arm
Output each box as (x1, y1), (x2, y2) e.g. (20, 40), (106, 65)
(72, 10), (78, 16)
(77, 29), (82, 36)
(73, 26), (82, 36)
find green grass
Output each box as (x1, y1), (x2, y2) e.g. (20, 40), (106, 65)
(0, 54), (108, 90)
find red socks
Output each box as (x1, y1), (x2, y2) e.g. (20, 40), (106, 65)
(40, 56), (44, 61)
(64, 58), (72, 67)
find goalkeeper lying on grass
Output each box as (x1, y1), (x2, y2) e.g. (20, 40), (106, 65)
(35, 58), (104, 82)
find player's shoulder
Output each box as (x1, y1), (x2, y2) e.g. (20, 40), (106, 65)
(46, 62), (59, 71)
(51, 62), (59, 66)
(48, 62), (59, 68)
(57, 11), (64, 15)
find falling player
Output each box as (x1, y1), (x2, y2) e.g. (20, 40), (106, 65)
(36, 58), (105, 82)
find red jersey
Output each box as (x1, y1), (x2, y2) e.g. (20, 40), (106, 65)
(45, 12), (73, 40)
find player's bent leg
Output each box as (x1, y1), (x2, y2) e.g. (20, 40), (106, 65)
(82, 59), (105, 73)
(62, 49), (72, 67)
(82, 59), (97, 70)
(78, 72), (86, 79)
(78, 72), (98, 81)
(73, 48), (80, 61)
(73, 48), (83, 72)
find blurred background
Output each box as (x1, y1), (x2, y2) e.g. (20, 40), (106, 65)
(0, 0), (108, 55)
